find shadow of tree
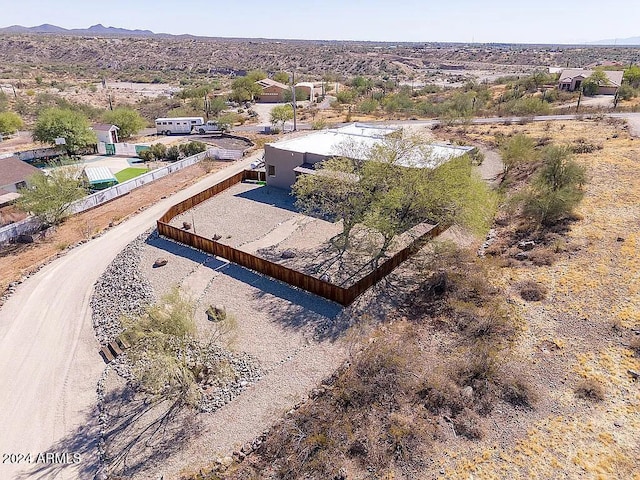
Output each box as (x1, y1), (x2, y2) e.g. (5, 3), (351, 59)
(18, 380), (203, 480)
(15, 409), (100, 480)
(100, 384), (202, 479)
(233, 184), (298, 213)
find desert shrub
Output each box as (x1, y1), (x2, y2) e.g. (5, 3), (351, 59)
(617, 84), (636, 101)
(521, 145), (587, 226)
(138, 150), (153, 162)
(311, 119), (327, 130)
(166, 145), (181, 161)
(149, 142), (167, 160)
(570, 138), (602, 154)
(519, 280), (547, 301)
(575, 378), (606, 402)
(453, 408), (485, 439)
(419, 372), (470, 417)
(357, 98), (378, 114)
(500, 373), (537, 409)
(528, 248), (555, 266)
(503, 96), (551, 116)
(179, 141), (207, 157)
(500, 133), (538, 175)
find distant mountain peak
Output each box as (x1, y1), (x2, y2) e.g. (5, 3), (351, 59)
(589, 35), (640, 46)
(0, 23), (157, 36)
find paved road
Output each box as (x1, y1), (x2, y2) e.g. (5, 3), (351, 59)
(0, 155), (257, 480)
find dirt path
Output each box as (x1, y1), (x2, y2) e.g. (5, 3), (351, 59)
(0, 156), (257, 480)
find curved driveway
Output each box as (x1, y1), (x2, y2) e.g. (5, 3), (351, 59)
(0, 156), (255, 479)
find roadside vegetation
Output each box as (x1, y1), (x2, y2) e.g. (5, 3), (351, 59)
(17, 160), (87, 225)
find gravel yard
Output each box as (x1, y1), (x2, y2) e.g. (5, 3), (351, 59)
(171, 183), (299, 248)
(95, 229), (348, 479)
(170, 182), (437, 287)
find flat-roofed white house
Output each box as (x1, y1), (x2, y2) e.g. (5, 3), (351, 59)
(558, 69), (623, 95)
(263, 123), (476, 190)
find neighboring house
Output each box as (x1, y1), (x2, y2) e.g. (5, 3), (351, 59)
(92, 123), (119, 144)
(264, 123), (475, 190)
(255, 78), (289, 103)
(558, 69), (624, 95)
(83, 166), (118, 190)
(0, 156), (41, 205)
(295, 82), (323, 101)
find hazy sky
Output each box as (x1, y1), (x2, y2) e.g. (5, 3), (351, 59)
(1, 0), (639, 44)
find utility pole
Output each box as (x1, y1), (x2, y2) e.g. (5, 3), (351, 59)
(576, 88), (582, 113)
(291, 71), (297, 132)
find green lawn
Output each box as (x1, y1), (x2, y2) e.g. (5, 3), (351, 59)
(114, 167), (149, 183)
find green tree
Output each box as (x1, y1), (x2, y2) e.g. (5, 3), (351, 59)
(17, 161), (87, 225)
(293, 135), (497, 258)
(247, 70), (268, 82)
(522, 145), (586, 225)
(623, 65), (640, 88)
(270, 104), (294, 131)
(0, 111), (23, 135)
(102, 107), (146, 140)
(582, 70), (609, 96)
(273, 71), (290, 84)
(33, 108), (96, 154)
(231, 77), (262, 102)
(208, 97), (227, 116)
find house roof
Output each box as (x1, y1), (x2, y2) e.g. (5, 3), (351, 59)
(267, 124), (473, 169)
(92, 123), (119, 132)
(83, 166), (118, 184)
(558, 69), (624, 87)
(0, 156), (41, 187)
(256, 78), (289, 90)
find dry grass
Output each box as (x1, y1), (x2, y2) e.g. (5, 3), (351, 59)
(185, 119), (639, 480)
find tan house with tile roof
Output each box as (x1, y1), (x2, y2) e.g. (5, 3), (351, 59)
(558, 69), (623, 95)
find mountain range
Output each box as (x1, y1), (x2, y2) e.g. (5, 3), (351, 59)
(0, 24), (156, 36)
(589, 36), (640, 46)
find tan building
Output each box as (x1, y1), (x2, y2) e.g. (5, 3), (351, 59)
(264, 124), (475, 190)
(256, 78), (289, 103)
(558, 69), (623, 95)
(0, 156), (41, 205)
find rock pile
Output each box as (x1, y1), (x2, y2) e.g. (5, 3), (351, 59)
(197, 344), (263, 413)
(91, 234), (154, 346)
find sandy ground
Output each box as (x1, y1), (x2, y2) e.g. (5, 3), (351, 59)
(131, 236), (347, 479)
(0, 155), (257, 480)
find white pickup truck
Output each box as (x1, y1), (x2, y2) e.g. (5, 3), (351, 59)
(193, 121), (225, 135)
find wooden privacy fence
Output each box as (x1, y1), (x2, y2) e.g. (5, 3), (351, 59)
(157, 170), (447, 306)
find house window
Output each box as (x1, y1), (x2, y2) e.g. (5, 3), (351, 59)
(268, 165), (276, 176)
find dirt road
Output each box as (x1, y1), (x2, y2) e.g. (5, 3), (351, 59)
(0, 155), (257, 480)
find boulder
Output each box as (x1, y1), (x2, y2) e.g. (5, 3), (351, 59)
(518, 240), (536, 251)
(16, 234), (35, 244)
(153, 258), (168, 268)
(182, 221), (192, 230)
(281, 249), (296, 259)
